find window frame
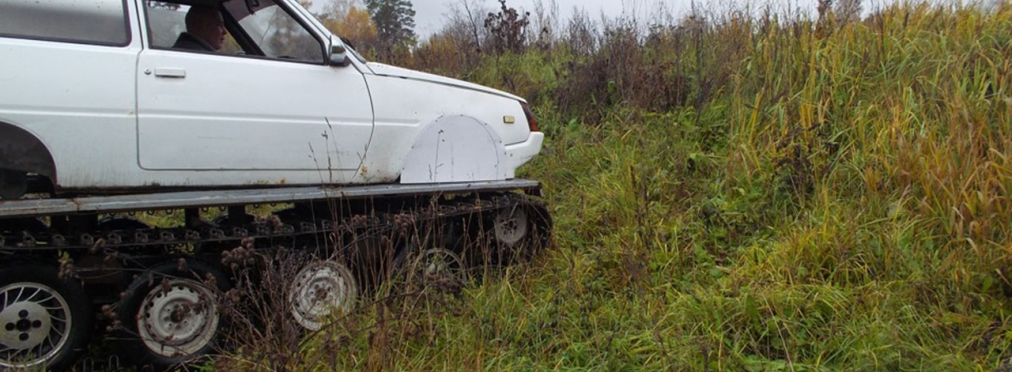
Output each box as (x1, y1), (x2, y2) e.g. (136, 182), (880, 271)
(0, 0), (133, 47)
(141, 0), (329, 66)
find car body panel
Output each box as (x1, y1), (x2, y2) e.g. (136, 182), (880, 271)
(0, 0), (544, 193)
(360, 72), (536, 184)
(135, 50), (374, 176)
(0, 3), (142, 188)
(365, 62), (524, 103)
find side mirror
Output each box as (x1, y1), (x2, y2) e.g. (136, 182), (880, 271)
(329, 37), (351, 67)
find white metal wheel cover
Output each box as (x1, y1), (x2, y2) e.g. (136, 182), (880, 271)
(0, 283), (72, 369)
(289, 260), (359, 331)
(400, 116), (509, 184)
(136, 279), (219, 358)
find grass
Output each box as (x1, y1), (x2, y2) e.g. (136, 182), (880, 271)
(217, 1), (1012, 370)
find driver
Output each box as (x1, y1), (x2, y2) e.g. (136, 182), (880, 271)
(172, 5), (226, 52)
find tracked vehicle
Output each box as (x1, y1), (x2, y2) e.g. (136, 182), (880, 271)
(0, 0), (552, 369)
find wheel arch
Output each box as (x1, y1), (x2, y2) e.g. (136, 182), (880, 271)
(0, 121), (57, 184)
(399, 115), (509, 184)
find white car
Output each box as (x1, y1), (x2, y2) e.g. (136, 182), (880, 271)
(0, 0), (543, 199)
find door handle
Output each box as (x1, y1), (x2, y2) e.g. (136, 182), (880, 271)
(153, 68), (186, 78)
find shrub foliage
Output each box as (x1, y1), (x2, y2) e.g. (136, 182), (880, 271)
(232, 1), (1012, 370)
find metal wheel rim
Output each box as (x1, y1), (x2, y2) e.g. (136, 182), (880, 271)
(289, 261), (359, 331)
(409, 248), (464, 287)
(0, 283), (72, 369)
(494, 208), (529, 246)
(137, 279), (219, 358)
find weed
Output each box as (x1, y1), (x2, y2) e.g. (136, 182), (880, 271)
(211, 1), (1012, 370)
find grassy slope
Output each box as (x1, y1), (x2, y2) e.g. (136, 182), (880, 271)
(233, 3), (1012, 371)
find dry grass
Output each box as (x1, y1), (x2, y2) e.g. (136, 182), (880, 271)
(214, 1), (1012, 370)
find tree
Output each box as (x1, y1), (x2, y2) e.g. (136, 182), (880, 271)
(530, 0), (560, 49)
(444, 0), (491, 52)
(563, 6), (596, 56)
(364, 0), (416, 55)
(311, 0), (358, 22)
(484, 0), (530, 54)
(315, 1), (378, 47)
(327, 7), (379, 50)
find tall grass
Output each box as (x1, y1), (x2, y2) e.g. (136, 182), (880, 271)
(225, 2), (1012, 370)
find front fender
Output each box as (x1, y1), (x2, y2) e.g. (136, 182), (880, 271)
(400, 116), (508, 184)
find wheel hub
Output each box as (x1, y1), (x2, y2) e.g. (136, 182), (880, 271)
(1, 302), (51, 349)
(409, 248), (464, 289)
(137, 280), (218, 357)
(494, 208), (529, 246)
(290, 261), (358, 331)
(0, 283), (71, 368)
(422, 255), (452, 277)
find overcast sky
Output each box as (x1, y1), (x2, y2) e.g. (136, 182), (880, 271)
(406, 0), (906, 37)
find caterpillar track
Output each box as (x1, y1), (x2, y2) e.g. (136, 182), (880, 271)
(0, 180), (552, 370)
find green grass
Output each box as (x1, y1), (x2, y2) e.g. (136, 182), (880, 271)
(220, 2), (1012, 371)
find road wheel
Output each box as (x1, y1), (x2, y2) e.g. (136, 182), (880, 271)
(398, 248), (465, 295)
(0, 264), (91, 370)
(116, 259), (229, 369)
(487, 201), (553, 264)
(289, 259), (358, 331)
(493, 207), (530, 247)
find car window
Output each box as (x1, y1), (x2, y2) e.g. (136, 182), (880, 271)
(145, 0), (323, 63)
(145, 3), (242, 54)
(230, 3), (324, 63)
(0, 0), (130, 46)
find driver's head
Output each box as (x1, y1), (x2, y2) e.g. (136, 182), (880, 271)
(185, 5), (226, 51)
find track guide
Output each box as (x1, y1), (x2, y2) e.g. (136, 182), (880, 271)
(0, 179), (541, 218)
(0, 194), (540, 254)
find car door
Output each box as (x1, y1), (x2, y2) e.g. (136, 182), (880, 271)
(135, 0), (373, 184)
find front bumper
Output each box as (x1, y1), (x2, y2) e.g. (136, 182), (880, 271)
(504, 132), (545, 178)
